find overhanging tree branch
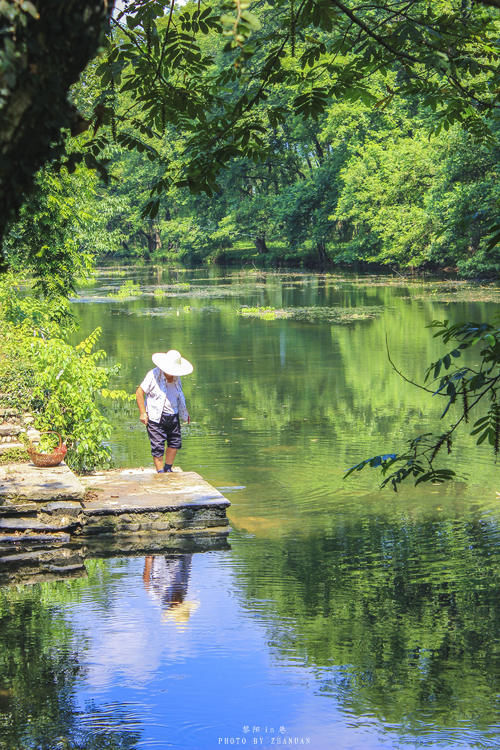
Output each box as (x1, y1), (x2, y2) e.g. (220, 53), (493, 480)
(329, 0), (421, 63)
(0, 0), (114, 270)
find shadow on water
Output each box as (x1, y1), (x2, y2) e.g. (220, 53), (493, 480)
(231, 506), (500, 733)
(0, 560), (143, 750)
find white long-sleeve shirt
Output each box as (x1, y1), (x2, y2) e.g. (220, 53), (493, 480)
(139, 367), (189, 422)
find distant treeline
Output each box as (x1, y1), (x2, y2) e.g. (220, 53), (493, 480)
(99, 104), (498, 277)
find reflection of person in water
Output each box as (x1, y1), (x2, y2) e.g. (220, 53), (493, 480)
(143, 554), (199, 626)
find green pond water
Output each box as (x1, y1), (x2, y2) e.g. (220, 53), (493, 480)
(1, 268), (500, 750)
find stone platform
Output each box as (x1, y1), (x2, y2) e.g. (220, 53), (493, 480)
(0, 464), (231, 584)
(81, 467), (231, 536)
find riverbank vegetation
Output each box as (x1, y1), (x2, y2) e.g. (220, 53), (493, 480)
(80, 102), (499, 276)
(0, 277), (132, 472)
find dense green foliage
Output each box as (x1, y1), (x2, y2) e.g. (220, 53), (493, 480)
(0, 0), (111, 265)
(4, 160), (125, 295)
(0, 0), (498, 483)
(0, 277), (132, 472)
(2, 0), (499, 275)
(54, 0), (498, 275)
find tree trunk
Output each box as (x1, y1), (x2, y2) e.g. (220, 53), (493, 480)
(316, 241), (329, 266)
(0, 1), (113, 270)
(468, 222), (481, 255)
(255, 234), (268, 254)
(139, 226), (162, 259)
(147, 220), (162, 254)
(313, 135), (324, 163)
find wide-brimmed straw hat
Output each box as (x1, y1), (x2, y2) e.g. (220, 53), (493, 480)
(162, 600), (200, 626)
(152, 350), (193, 376)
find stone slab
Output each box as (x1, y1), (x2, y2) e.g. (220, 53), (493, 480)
(0, 517), (78, 532)
(42, 501), (82, 513)
(0, 466), (230, 546)
(82, 468), (230, 515)
(79, 507), (230, 536)
(0, 532), (71, 548)
(0, 463), (85, 503)
(0, 502), (39, 516)
(0, 424), (22, 436)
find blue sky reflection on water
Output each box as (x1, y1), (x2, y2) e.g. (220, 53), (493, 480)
(60, 550), (495, 750)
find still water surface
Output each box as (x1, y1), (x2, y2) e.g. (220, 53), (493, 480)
(1, 269), (500, 750)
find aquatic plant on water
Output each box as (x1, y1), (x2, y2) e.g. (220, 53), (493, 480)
(107, 280), (143, 300)
(237, 305), (382, 323)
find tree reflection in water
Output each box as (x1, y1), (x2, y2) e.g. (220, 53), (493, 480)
(232, 509), (500, 731)
(0, 570), (142, 750)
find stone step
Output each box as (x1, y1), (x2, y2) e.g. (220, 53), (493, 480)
(0, 463), (85, 502)
(0, 441), (26, 454)
(0, 517), (79, 532)
(0, 424), (22, 437)
(40, 500), (82, 516)
(0, 408), (19, 418)
(0, 427), (40, 443)
(0, 500), (82, 517)
(0, 502), (38, 516)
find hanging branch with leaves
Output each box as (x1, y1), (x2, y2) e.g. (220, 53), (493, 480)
(345, 319), (500, 490)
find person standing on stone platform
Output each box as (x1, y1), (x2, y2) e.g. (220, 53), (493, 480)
(136, 350), (193, 473)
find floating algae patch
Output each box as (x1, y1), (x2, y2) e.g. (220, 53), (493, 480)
(239, 306), (285, 320)
(410, 283), (500, 303)
(75, 280), (149, 302)
(238, 305), (382, 323)
(146, 283), (267, 299)
(133, 304), (222, 317)
(107, 280), (144, 299)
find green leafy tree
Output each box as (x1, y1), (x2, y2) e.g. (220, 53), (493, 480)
(4, 160), (125, 295)
(83, 0), (499, 210)
(0, 0), (112, 267)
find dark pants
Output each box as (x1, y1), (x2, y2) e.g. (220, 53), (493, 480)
(147, 413), (182, 457)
